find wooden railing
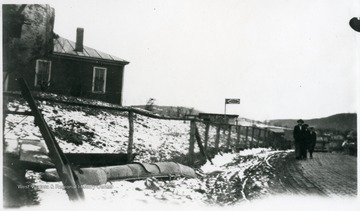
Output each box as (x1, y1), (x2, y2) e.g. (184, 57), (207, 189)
(4, 91), (289, 166)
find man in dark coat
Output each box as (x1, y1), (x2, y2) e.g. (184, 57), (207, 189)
(301, 124), (310, 160)
(308, 127), (317, 159)
(293, 119), (304, 160)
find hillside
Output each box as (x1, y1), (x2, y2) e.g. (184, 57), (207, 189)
(269, 113), (357, 132)
(4, 95), (192, 163)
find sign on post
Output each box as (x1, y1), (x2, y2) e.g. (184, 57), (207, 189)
(225, 99), (240, 104)
(224, 99), (240, 121)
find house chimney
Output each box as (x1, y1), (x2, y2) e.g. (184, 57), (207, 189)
(75, 27), (84, 52)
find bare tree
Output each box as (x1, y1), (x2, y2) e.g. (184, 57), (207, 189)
(188, 107), (194, 115)
(145, 98), (156, 111)
(176, 106), (183, 117)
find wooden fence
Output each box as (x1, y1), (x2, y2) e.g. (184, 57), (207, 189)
(4, 90), (294, 202)
(4, 92), (289, 166)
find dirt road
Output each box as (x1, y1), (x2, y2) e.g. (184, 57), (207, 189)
(270, 151), (357, 197)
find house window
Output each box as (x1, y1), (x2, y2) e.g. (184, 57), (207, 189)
(92, 67), (107, 93)
(34, 59), (51, 88)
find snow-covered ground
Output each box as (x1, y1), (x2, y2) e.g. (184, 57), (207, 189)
(13, 149), (360, 211)
(4, 96), (193, 162)
(22, 148), (284, 206)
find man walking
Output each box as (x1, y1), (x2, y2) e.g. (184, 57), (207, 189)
(301, 124), (310, 160)
(293, 119), (304, 160)
(308, 127), (317, 159)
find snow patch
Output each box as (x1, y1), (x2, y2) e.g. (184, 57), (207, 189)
(21, 144), (42, 152)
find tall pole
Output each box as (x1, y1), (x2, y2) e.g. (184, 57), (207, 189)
(17, 77), (84, 201)
(127, 111), (134, 163)
(189, 120), (196, 165)
(224, 100), (227, 124)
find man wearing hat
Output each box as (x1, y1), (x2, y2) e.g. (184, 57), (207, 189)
(293, 119), (305, 160)
(308, 127), (317, 159)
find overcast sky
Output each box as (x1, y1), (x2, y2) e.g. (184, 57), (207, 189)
(25, 0), (360, 120)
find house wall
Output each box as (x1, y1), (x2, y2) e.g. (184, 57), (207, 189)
(10, 56), (125, 105)
(44, 57), (125, 105)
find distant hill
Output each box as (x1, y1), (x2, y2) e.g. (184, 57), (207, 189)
(269, 113), (357, 132)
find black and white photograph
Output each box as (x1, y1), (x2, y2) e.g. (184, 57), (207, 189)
(2, 0), (359, 210)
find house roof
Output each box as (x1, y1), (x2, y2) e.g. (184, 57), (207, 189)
(52, 36), (129, 65)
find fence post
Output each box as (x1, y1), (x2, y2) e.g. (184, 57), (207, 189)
(250, 127), (255, 148)
(257, 128), (261, 148)
(215, 124), (220, 151)
(272, 133), (276, 149)
(195, 124), (213, 164)
(204, 122), (210, 151)
(245, 127), (249, 148)
(127, 111), (134, 163)
(189, 120), (196, 164)
(264, 128), (268, 147)
(226, 125), (232, 151)
(268, 130), (272, 148)
(236, 125), (241, 152)
(268, 129), (271, 147)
